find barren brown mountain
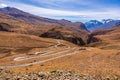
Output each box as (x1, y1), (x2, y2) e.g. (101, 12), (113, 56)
(0, 7), (89, 45)
(0, 7), (88, 33)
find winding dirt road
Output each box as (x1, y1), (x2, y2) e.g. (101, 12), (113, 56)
(13, 47), (75, 61)
(0, 48), (79, 68)
(0, 40), (91, 69)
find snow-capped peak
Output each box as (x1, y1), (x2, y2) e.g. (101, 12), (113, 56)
(102, 19), (114, 24)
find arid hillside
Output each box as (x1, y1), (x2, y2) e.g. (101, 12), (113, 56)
(87, 25), (120, 49)
(0, 7), (89, 45)
(0, 31), (58, 48)
(0, 7), (88, 33)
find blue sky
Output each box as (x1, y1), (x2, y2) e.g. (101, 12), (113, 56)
(0, 0), (120, 22)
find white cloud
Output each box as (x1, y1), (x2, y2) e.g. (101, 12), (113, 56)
(0, 3), (8, 8)
(0, 1), (120, 22)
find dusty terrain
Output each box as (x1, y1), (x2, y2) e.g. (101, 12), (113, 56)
(87, 25), (120, 50)
(0, 31), (119, 78)
(0, 31), (119, 77)
(0, 7), (119, 80)
(1, 47), (119, 76)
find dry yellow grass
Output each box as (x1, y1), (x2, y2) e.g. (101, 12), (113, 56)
(1, 47), (119, 76)
(0, 31), (119, 76)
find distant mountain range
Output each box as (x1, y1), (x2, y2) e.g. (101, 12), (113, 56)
(85, 20), (103, 31)
(85, 19), (120, 31)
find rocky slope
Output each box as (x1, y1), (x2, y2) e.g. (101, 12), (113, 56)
(41, 26), (87, 45)
(0, 69), (119, 80)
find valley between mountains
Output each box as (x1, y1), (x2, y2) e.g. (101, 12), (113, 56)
(0, 7), (120, 79)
